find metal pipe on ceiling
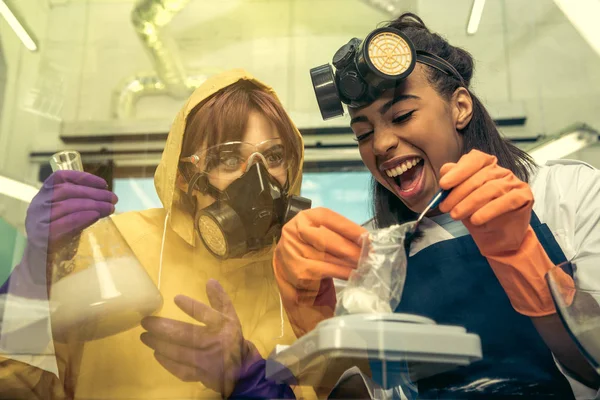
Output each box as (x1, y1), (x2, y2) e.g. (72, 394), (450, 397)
(112, 0), (206, 119)
(131, 0), (190, 98)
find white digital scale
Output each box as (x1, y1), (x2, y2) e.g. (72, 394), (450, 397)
(266, 313), (482, 390)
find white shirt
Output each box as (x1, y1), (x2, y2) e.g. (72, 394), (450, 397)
(530, 160), (600, 399)
(338, 159), (600, 399)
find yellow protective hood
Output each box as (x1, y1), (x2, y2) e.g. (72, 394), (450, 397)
(154, 69), (304, 248)
(39, 70), (312, 400)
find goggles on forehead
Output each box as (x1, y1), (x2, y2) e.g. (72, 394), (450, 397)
(310, 27), (465, 120)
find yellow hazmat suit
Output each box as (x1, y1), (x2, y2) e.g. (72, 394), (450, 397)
(0, 69), (307, 399)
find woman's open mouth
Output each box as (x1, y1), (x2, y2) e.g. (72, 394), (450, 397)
(383, 157), (426, 200)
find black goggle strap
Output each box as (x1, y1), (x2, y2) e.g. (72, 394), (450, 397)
(282, 174), (291, 197)
(187, 172), (202, 198)
(416, 50), (465, 86)
(187, 172), (223, 200)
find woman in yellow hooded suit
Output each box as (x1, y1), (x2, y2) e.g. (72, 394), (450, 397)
(0, 69), (310, 399)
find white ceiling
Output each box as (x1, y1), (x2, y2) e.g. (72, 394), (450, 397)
(3, 0), (600, 133)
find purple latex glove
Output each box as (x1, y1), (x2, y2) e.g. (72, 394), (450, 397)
(26, 170), (117, 250)
(1, 170), (117, 295)
(140, 279), (294, 398)
(230, 358), (296, 399)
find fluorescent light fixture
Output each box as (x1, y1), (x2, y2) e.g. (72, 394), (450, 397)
(528, 129), (598, 165)
(0, 175), (39, 203)
(467, 0), (486, 35)
(554, 0), (600, 57)
(0, 0), (37, 52)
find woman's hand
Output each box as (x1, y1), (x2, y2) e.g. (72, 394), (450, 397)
(273, 207), (367, 337)
(140, 279), (258, 397)
(438, 149), (533, 256)
(26, 170), (117, 252)
(438, 149), (571, 317)
(5, 170), (117, 293)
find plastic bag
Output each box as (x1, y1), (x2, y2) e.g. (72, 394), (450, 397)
(335, 222), (414, 316)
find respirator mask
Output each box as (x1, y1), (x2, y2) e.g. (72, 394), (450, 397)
(181, 139), (311, 259)
(310, 27), (465, 120)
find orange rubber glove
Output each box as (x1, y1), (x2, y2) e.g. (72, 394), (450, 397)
(439, 150), (574, 317)
(274, 208), (367, 337)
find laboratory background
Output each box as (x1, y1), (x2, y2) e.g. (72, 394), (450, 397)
(0, 0), (599, 396)
(1, 0), (600, 265)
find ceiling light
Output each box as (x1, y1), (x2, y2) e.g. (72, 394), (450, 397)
(0, 0), (37, 52)
(528, 128), (598, 165)
(0, 175), (39, 203)
(467, 0), (486, 35)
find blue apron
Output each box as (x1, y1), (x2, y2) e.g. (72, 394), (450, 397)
(370, 212), (574, 399)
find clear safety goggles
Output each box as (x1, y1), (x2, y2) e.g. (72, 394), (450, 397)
(180, 138), (292, 182)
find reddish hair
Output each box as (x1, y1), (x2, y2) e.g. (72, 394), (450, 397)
(179, 80), (301, 183)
